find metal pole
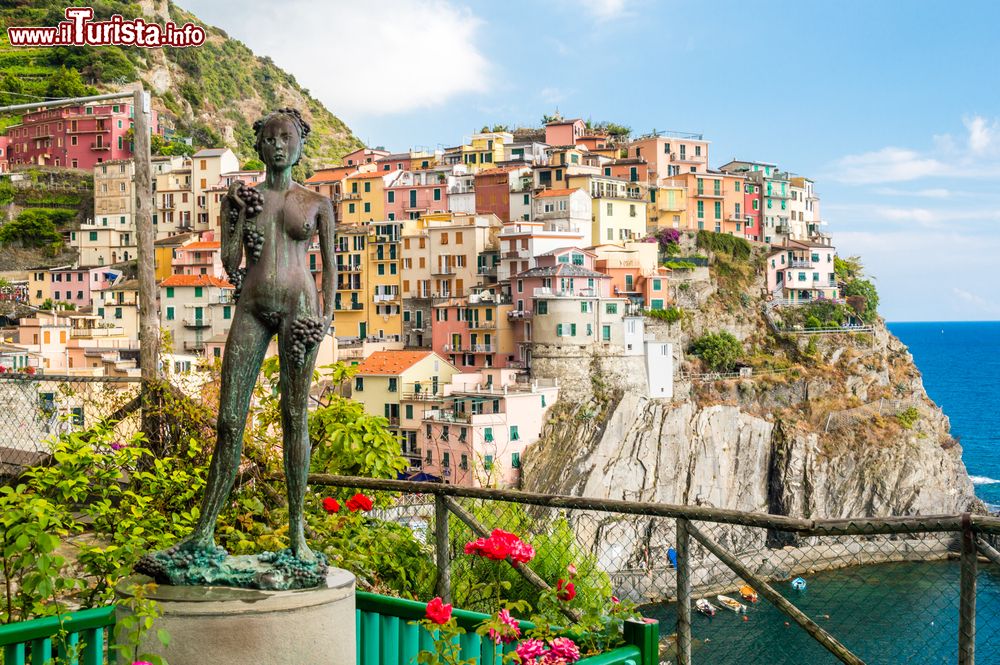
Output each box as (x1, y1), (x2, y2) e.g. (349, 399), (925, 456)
(686, 521), (865, 665)
(434, 494), (451, 603)
(132, 88), (160, 445)
(675, 518), (692, 665)
(959, 514), (976, 665)
(0, 91), (133, 114)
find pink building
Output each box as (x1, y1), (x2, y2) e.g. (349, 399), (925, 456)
(765, 240), (838, 303)
(384, 170), (448, 221)
(341, 147), (390, 167)
(544, 118), (586, 147)
(511, 247), (613, 307)
(431, 290), (515, 371)
(420, 368), (559, 487)
(0, 136), (10, 172)
(4, 102), (160, 171)
(49, 266), (122, 310)
(172, 240), (223, 278)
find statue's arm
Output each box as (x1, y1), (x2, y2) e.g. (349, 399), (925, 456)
(221, 181), (245, 277)
(318, 197), (336, 329)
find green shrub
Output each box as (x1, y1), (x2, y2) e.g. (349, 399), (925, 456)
(897, 407), (920, 429)
(690, 331), (743, 372)
(664, 260), (696, 271)
(0, 208), (71, 247)
(645, 306), (683, 323)
(696, 230), (751, 261)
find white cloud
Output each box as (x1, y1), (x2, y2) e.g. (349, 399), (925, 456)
(873, 187), (954, 199)
(577, 0), (633, 20)
(952, 288), (1000, 315)
(539, 87), (570, 104)
(831, 147), (946, 184)
(178, 1), (490, 117)
(831, 114), (1000, 185)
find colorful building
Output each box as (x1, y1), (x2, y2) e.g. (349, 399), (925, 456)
(49, 266), (121, 310)
(627, 131), (710, 180)
(158, 274), (235, 354)
(496, 221), (587, 284)
(765, 240), (838, 303)
(340, 170), (400, 224)
(570, 174), (647, 245)
(330, 222), (403, 341)
(431, 289), (515, 371)
(4, 102), (160, 170)
(544, 118), (586, 147)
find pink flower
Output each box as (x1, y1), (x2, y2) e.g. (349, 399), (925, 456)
(465, 530), (535, 563)
(425, 596), (452, 624)
(549, 637), (581, 662)
(611, 596), (620, 604)
(488, 608), (521, 644)
(538, 654), (567, 665)
(110, 441), (125, 451)
(566, 563), (577, 577)
(515, 639), (547, 662)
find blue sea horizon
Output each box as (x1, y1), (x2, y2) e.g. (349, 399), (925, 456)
(888, 320), (1000, 510)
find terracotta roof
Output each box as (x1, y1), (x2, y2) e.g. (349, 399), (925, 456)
(350, 170), (398, 180)
(355, 350), (432, 376)
(516, 264), (608, 279)
(182, 241), (220, 250)
(159, 274), (233, 288)
(534, 188), (582, 199)
(305, 166), (356, 183)
(476, 166), (523, 176)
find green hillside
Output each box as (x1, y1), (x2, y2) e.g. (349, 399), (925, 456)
(0, 0), (361, 172)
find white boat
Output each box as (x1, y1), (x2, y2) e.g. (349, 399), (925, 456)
(695, 598), (717, 616)
(716, 594), (747, 614)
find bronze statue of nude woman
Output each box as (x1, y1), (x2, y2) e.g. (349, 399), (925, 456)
(137, 108), (337, 589)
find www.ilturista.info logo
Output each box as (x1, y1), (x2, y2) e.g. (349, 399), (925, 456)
(7, 7), (206, 48)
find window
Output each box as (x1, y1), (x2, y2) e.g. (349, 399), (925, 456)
(426, 449), (433, 464)
(405, 404), (413, 419)
(606, 202), (613, 216)
(653, 279), (662, 290)
(89, 231), (98, 241)
(349, 203), (356, 214)
(511, 452), (521, 468)
(433, 188), (441, 201)
(484, 427), (494, 442)
(387, 377), (398, 392)
(387, 191), (395, 203)
(460, 454), (468, 469)
(364, 181), (371, 193)
(355, 377), (364, 391)
(442, 452), (450, 467)
(602, 325), (611, 341)
(194, 287), (203, 298)
(714, 201), (721, 219)
(606, 303), (618, 314)
(165, 307), (174, 320)
(536, 301), (548, 314)
(364, 202), (371, 213)
(223, 306), (231, 320)
(581, 301), (591, 313)
(166, 287), (174, 298)
(570, 323), (577, 336)
(556, 323), (563, 336)
(484, 454), (493, 469)
(697, 201), (704, 218)
(651, 299), (664, 310)
(442, 426), (450, 441)
(798, 272), (807, 282)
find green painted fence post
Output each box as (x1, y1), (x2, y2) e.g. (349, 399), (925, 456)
(623, 619), (659, 665)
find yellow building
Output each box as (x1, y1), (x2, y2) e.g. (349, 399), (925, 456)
(339, 171), (400, 224)
(27, 267), (54, 306)
(351, 350), (460, 461)
(333, 221), (403, 341)
(567, 174), (647, 245)
(646, 179), (688, 233)
(443, 132), (513, 173)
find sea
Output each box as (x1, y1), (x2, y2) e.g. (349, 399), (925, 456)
(647, 321), (1000, 663)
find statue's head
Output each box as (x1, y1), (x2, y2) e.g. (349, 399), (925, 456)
(253, 108), (311, 169)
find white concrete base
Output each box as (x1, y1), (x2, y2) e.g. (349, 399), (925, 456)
(116, 569), (355, 665)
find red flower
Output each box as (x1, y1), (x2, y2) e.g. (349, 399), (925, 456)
(345, 493), (373, 512)
(464, 530), (535, 563)
(556, 579), (576, 602)
(322, 497), (340, 513)
(425, 596), (452, 624)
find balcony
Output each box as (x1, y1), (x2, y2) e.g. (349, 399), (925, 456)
(423, 409), (472, 424)
(470, 344), (495, 353)
(727, 211), (746, 221)
(401, 390), (444, 401)
(477, 265), (498, 276)
(342, 192), (362, 201)
(70, 325), (124, 338)
(183, 318), (210, 328)
(503, 250), (529, 259)
(337, 264), (363, 273)
(788, 259), (814, 268)
(432, 266), (456, 276)
(672, 152), (707, 164)
(467, 319), (497, 329)
(373, 293), (399, 303)
(90, 142), (111, 151)
(533, 287), (597, 298)
(765, 189), (791, 199)
(183, 340), (206, 351)
(507, 310), (532, 320)
(694, 189), (724, 199)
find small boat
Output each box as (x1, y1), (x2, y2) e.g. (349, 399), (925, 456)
(791, 577), (807, 591)
(716, 594), (747, 614)
(739, 584), (758, 603)
(695, 598), (717, 616)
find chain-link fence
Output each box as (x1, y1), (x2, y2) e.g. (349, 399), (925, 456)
(0, 374), (141, 476)
(318, 476), (1000, 665)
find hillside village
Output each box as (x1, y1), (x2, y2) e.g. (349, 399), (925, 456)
(0, 107), (870, 489)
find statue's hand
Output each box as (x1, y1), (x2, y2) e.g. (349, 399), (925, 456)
(226, 180), (247, 211)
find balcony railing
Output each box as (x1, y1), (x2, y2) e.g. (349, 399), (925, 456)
(477, 265), (498, 276)
(672, 152), (706, 163)
(507, 310), (532, 320)
(466, 319), (497, 329)
(337, 264), (363, 273)
(432, 266), (456, 276)
(183, 340), (206, 351)
(533, 287), (597, 298)
(90, 142), (111, 151)
(183, 318), (210, 328)
(373, 294), (399, 303)
(503, 250), (529, 259)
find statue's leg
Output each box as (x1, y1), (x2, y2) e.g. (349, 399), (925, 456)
(277, 316), (322, 561)
(191, 306), (273, 546)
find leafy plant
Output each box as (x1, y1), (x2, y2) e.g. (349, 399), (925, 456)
(690, 331), (744, 372)
(696, 230), (751, 261)
(645, 307), (683, 323)
(897, 407), (920, 430)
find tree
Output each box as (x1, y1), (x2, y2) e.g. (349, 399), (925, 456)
(45, 66), (90, 99)
(690, 331), (743, 372)
(0, 72), (25, 107)
(843, 279), (879, 323)
(0, 209), (68, 248)
(241, 158), (265, 171)
(834, 256), (863, 282)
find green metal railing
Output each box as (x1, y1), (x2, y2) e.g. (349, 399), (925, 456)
(0, 605), (115, 665)
(0, 594), (658, 665)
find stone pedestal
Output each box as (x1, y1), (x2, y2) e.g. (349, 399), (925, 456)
(116, 569), (355, 665)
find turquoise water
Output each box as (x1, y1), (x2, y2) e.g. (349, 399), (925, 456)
(645, 322), (1000, 663)
(646, 561), (1000, 664)
(889, 321), (1000, 510)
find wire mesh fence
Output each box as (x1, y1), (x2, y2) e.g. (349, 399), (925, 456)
(0, 374), (141, 476)
(332, 476), (1000, 665)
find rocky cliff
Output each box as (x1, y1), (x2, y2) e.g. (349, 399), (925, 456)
(522, 244), (976, 598)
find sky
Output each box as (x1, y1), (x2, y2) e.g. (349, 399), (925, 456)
(178, 0), (1000, 322)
